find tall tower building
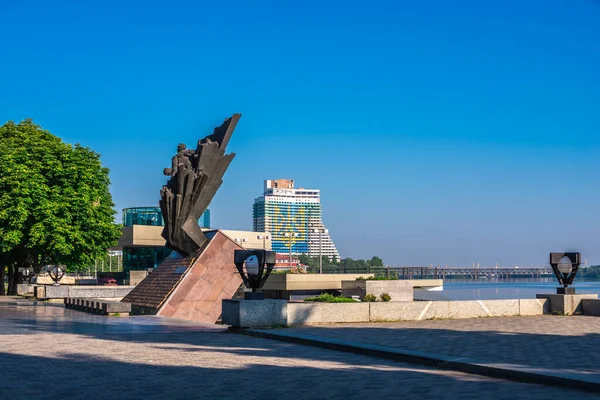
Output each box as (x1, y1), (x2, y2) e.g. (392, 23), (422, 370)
(253, 179), (340, 260)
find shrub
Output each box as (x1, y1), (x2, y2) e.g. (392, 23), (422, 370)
(303, 293), (356, 303)
(380, 293), (392, 302)
(362, 294), (377, 302)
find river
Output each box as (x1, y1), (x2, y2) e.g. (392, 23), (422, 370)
(413, 278), (600, 301)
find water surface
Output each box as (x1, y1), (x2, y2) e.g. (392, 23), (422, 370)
(414, 278), (600, 301)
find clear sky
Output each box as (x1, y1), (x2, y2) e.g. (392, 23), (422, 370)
(1, 0), (599, 266)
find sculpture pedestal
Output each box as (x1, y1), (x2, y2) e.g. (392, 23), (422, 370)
(244, 292), (265, 300)
(122, 231), (243, 323)
(536, 293), (598, 315)
(222, 299), (287, 328)
(557, 287), (576, 295)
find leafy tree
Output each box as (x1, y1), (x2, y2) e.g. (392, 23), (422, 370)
(298, 255), (318, 269)
(296, 254), (385, 274)
(0, 119), (121, 295)
(369, 256), (384, 267)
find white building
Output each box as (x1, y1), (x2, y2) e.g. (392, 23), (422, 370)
(253, 179), (340, 260)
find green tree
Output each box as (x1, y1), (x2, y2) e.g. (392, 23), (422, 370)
(0, 119), (121, 295)
(369, 256), (384, 267)
(298, 255), (318, 269)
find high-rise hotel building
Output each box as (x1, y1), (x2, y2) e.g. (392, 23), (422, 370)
(253, 179), (340, 260)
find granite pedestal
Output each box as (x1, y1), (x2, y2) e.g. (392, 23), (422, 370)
(536, 293), (598, 315)
(123, 230), (243, 323)
(222, 299), (287, 328)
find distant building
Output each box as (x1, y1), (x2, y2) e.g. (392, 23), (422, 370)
(119, 206), (270, 280)
(123, 206), (210, 228)
(253, 179), (340, 260)
(120, 207), (211, 276)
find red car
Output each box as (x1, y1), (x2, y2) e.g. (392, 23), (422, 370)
(98, 277), (117, 286)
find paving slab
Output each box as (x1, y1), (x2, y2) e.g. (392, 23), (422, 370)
(250, 316), (600, 391)
(1, 300), (598, 400)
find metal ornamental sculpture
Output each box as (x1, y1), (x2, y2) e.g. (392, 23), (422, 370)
(48, 265), (65, 286)
(160, 114), (241, 256)
(234, 249), (277, 300)
(549, 252), (581, 294)
(18, 267), (34, 284)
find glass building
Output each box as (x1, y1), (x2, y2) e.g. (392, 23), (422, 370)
(123, 207), (164, 227)
(122, 207), (211, 228)
(253, 180), (339, 259)
(121, 207), (211, 276)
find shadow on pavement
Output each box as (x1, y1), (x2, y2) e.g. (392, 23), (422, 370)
(0, 301), (599, 399)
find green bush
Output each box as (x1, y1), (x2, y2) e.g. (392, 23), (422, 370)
(362, 294), (377, 302)
(380, 293), (392, 302)
(303, 293), (356, 303)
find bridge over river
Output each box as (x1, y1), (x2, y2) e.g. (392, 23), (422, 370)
(388, 266), (553, 279)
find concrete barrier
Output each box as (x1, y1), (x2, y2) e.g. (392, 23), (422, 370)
(536, 294), (598, 315)
(288, 303), (370, 325)
(223, 299), (287, 328)
(341, 280), (413, 301)
(370, 299), (524, 322)
(582, 299), (600, 316)
(17, 284), (34, 295)
(519, 299), (549, 315)
(223, 298), (551, 328)
(37, 285), (135, 300)
(369, 302), (432, 321)
(64, 298), (131, 316)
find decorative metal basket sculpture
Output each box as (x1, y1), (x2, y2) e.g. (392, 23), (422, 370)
(234, 249), (277, 300)
(549, 252), (581, 294)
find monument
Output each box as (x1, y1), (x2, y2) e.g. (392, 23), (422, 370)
(159, 115), (239, 256)
(537, 252), (598, 315)
(122, 115), (245, 322)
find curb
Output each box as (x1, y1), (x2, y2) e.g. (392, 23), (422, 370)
(241, 329), (600, 393)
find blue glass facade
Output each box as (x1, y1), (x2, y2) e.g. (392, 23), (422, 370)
(122, 207), (210, 278)
(122, 207), (210, 228)
(123, 207), (164, 227)
(253, 199), (320, 254)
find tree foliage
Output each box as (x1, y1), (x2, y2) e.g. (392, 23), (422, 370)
(578, 265), (600, 279)
(0, 119), (121, 294)
(298, 254), (385, 270)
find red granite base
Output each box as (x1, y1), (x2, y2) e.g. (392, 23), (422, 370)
(123, 231), (243, 323)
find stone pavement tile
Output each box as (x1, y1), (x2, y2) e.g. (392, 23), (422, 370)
(284, 316), (600, 374)
(0, 302), (598, 400)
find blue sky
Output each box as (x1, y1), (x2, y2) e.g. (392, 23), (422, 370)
(1, 0), (599, 266)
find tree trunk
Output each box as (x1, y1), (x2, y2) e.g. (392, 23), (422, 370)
(7, 264), (17, 296)
(0, 266), (5, 296)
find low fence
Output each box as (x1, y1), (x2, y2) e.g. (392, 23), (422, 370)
(223, 298), (550, 328)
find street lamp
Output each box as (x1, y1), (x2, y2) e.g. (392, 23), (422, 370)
(234, 249), (277, 300)
(550, 252), (581, 294)
(283, 232), (300, 268)
(313, 228), (329, 274)
(256, 235), (270, 250)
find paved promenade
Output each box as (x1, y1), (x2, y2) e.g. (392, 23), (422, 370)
(262, 316), (600, 387)
(0, 298), (598, 400)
